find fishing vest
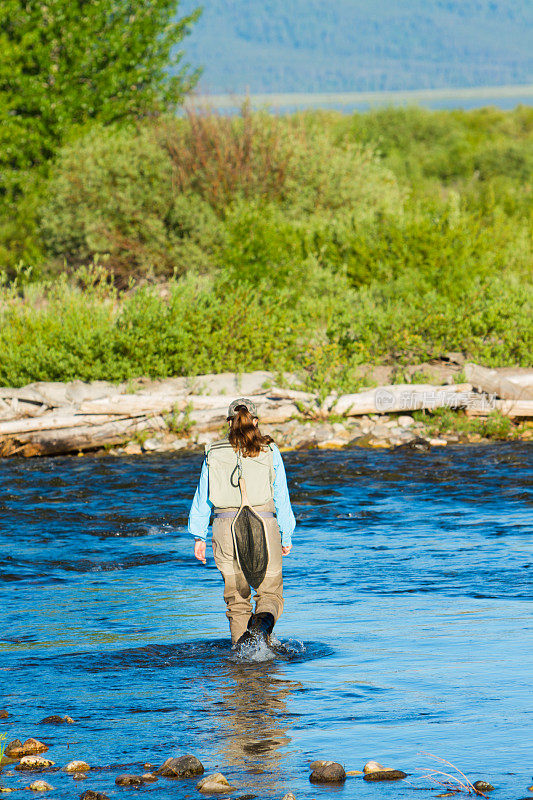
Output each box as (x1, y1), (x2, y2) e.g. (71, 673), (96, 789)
(205, 439), (274, 508)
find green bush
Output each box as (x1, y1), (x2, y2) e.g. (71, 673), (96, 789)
(1, 106), (531, 390)
(1, 265), (530, 390)
(333, 273), (532, 368)
(157, 107), (403, 216)
(340, 199), (531, 294)
(337, 105), (533, 185)
(40, 124), (225, 280)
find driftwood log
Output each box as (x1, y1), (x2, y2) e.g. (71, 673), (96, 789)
(465, 363), (533, 401)
(0, 364), (531, 457)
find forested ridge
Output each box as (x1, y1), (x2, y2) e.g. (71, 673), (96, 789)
(180, 0), (533, 93)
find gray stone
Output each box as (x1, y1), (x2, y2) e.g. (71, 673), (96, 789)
(15, 755), (55, 771)
(398, 415), (415, 427)
(155, 754), (204, 778)
(309, 762), (346, 783)
(168, 438), (190, 451)
(122, 442), (142, 456)
(29, 780), (53, 791)
(371, 424), (391, 438)
(142, 437), (163, 452)
(41, 715), (74, 725)
(64, 760), (90, 773)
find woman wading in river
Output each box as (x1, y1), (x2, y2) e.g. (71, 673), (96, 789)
(188, 399), (296, 647)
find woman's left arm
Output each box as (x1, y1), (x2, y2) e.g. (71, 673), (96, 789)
(188, 459), (213, 563)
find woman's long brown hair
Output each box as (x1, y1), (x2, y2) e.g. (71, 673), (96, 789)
(228, 405), (273, 457)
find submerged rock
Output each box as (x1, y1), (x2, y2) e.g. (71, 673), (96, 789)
(64, 760), (90, 772)
(394, 436), (430, 451)
(71, 772), (88, 780)
(41, 715), (75, 725)
(15, 755), (55, 771)
(197, 773), (235, 794)
(80, 791), (110, 800)
(0, 710), (9, 719)
(115, 774), (144, 787)
(156, 754), (204, 778)
(309, 762), (346, 783)
(364, 769), (407, 781)
(473, 780), (495, 792)
(28, 780), (53, 791)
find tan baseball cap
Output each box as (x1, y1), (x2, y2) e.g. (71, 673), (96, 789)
(227, 398), (258, 419)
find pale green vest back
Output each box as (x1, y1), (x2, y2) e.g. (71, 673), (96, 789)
(205, 439), (274, 508)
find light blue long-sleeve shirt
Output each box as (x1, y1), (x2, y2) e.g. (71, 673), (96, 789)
(188, 443), (296, 547)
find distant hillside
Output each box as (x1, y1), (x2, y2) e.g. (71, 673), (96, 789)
(178, 0), (533, 94)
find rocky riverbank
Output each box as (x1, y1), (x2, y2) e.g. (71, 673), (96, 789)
(0, 725), (516, 797)
(0, 362), (531, 458)
(111, 410), (530, 456)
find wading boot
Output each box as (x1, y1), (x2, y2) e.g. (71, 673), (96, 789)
(233, 612), (275, 651)
(247, 612), (275, 642)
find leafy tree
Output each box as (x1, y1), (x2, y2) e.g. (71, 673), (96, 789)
(0, 0), (201, 199)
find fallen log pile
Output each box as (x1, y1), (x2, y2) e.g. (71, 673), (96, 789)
(0, 364), (531, 457)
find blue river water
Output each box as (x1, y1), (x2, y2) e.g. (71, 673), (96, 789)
(1, 443), (532, 799)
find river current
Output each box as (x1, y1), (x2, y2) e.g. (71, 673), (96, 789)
(1, 444), (532, 798)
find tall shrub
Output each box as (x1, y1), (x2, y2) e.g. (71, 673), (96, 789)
(40, 125), (225, 281)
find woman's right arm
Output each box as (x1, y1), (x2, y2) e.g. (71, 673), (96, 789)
(271, 444), (296, 554)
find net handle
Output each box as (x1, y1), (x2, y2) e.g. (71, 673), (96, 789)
(236, 451), (250, 508)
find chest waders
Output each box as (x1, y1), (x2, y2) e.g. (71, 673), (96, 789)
(206, 439), (280, 646)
